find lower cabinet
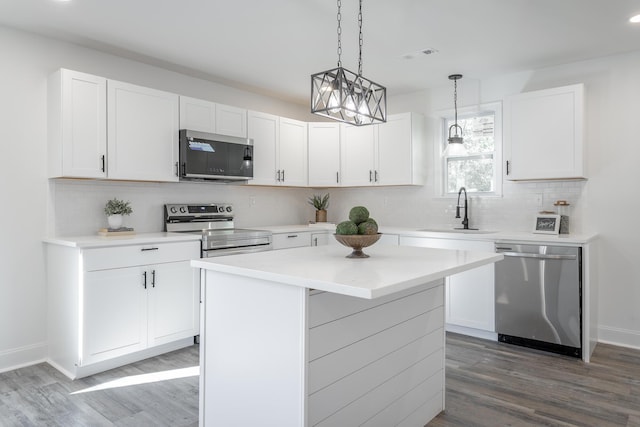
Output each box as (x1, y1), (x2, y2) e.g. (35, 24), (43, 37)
(46, 239), (200, 379)
(399, 236), (496, 340)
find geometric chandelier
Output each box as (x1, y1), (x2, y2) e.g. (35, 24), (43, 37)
(311, 0), (386, 126)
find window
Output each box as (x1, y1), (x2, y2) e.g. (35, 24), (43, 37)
(441, 102), (502, 196)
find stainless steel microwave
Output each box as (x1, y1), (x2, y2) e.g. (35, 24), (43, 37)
(179, 129), (253, 181)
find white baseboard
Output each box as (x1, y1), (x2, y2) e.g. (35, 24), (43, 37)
(0, 341), (47, 374)
(597, 325), (640, 350)
(446, 324), (498, 341)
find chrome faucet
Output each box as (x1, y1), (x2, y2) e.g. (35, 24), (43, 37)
(455, 187), (470, 230)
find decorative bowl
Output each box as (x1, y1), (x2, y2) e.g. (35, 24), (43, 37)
(333, 233), (382, 258)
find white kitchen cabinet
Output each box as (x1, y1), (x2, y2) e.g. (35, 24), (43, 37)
(504, 83), (585, 180)
(179, 96), (247, 137)
(48, 69), (107, 178)
(46, 239), (200, 379)
(311, 232), (329, 246)
(377, 112), (425, 185)
(308, 122), (341, 187)
(399, 236), (496, 340)
(107, 80), (179, 182)
(272, 232), (312, 249)
(278, 117), (308, 186)
(340, 112), (425, 186)
(248, 111), (307, 186)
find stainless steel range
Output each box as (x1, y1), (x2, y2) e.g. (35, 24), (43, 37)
(164, 203), (272, 257)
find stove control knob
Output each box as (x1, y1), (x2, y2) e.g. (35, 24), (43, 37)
(226, 206), (232, 213)
(170, 206), (178, 214)
(179, 206), (187, 213)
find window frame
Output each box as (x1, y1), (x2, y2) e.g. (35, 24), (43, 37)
(435, 101), (503, 198)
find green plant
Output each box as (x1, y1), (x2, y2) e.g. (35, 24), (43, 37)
(307, 193), (330, 210)
(104, 198), (133, 216)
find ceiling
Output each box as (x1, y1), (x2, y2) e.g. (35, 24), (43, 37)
(2, 0), (640, 105)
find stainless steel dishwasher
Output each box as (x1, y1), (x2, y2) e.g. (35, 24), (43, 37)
(495, 242), (581, 357)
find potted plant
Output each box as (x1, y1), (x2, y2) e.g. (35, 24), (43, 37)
(308, 193), (330, 223)
(104, 198), (133, 229)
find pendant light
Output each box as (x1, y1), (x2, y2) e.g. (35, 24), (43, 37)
(444, 74), (468, 156)
(311, 0), (386, 126)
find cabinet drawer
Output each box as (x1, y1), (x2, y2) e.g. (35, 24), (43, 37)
(272, 232), (311, 249)
(83, 241), (200, 271)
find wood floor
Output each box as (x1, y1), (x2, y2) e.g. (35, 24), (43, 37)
(431, 333), (640, 427)
(1, 334), (640, 426)
(0, 345), (199, 426)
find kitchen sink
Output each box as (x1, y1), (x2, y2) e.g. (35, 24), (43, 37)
(417, 228), (499, 234)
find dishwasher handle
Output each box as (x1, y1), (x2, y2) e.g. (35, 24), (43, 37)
(497, 250), (577, 261)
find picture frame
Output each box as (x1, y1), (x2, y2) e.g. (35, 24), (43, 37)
(533, 214), (561, 234)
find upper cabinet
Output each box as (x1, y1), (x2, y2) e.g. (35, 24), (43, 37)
(504, 84), (585, 181)
(247, 111), (308, 187)
(340, 112), (425, 186)
(179, 96), (247, 138)
(48, 69), (179, 182)
(107, 80), (179, 182)
(48, 69), (107, 179)
(308, 122), (341, 187)
(48, 69), (425, 188)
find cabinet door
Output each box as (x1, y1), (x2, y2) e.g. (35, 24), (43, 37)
(83, 267), (147, 365)
(399, 236), (495, 333)
(179, 96), (216, 133)
(340, 124), (376, 186)
(377, 113), (413, 185)
(216, 104), (247, 138)
(308, 122), (341, 187)
(278, 117), (308, 187)
(247, 111), (278, 185)
(504, 84), (584, 180)
(311, 232), (329, 247)
(107, 80), (179, 182)
(148, 261), (200, 346)
(49, 69), (107, 178)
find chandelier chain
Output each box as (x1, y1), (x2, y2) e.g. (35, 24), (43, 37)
(337, 0), (342, 67)
(358, 0), (363, 76)
(453, 77), (458, 126)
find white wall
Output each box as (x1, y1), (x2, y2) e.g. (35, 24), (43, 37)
(0, 25), (316, 372)
(2, 22), (640, 372)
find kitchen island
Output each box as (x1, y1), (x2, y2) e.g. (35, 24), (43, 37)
(192, 244), (502, 427)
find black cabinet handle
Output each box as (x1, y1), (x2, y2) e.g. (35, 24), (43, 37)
(175, 162), (179, 177)
(336, 172), (339, 183)
(287, 234), (298, 238)
(141, 247), (159, 252)
(143, 271), (147, 289)
(506, 160), (510, 175)
(151, 270), (156, 288)
(282, 170), (285, 182)
(276, 170), (281, 182)
(100, 155), (105, 172)
(369, 170), (373, 182)
(375, 170), (379, 182)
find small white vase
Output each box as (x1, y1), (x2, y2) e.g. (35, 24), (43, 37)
(107, 214), (123, 229)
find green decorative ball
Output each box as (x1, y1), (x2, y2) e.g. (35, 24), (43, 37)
(358, 221), (378, 235)
(336, 220), (358, 235)
(348, 206), (370, 224)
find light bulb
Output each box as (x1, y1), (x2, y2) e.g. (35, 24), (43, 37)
(344, 94), (357, 117)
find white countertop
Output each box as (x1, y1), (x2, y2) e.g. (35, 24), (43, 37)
(43, 232), (201, 248)
(43, 224), (597, 248)
(192, 244), (503, 299)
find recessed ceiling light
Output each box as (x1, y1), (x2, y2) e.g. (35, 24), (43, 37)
(630, 14), (640, 23)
